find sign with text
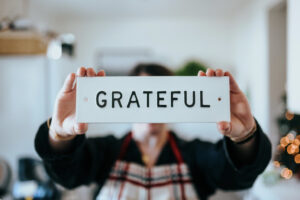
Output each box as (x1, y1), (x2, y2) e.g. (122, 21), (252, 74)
(76, 76), (230, 123)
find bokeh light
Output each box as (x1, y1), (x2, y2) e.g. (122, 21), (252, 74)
(281, 168), (293, 179)
(287, 144), (299, 154)
(285, 111), (295, 120)
(294, 154), (300, 164)
(280, 136), (290, 147)
(292, 138), (300, 146)
(273, 161), (280, 168)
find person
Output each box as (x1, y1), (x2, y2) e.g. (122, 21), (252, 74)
(35, 63), (271, 200)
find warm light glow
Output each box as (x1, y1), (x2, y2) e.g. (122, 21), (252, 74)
(273, 161), (280, 167)
(280, 136), (290, 147)
(285, 111), (295, 120)
(287, 144), (299, 154)
(281, 168), (293, 179)
(293, 138), (300, 146)
(295, 147), (299, 154)
(295, 154), (300, 164)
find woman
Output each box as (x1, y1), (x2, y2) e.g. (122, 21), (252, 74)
(35, 64), (271, 200)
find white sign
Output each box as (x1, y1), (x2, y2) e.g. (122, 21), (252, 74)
(76, 77), (230, 123)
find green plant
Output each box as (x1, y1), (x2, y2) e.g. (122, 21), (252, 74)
(175, 60), (208, 76)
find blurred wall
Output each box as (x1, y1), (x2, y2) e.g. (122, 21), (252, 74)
(287, 0), (300, 114)
(233, 0), (284, 135)
(50, 18), (236, 71)
(0, 57), (48, 171)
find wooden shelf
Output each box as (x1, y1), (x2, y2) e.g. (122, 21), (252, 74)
(0, 30), (48, 55)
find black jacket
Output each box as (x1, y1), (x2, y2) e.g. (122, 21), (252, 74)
(35, 120), (271, 199)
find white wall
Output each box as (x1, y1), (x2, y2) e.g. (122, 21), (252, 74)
(233, 0), (284, 135)
(51, 17), (235, 71)
(0, 57), (48, 171)
(287, 0), (300, 114)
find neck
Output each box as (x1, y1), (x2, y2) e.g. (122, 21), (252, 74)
(132, 124), (169, 167)
(132, 126), (169, 149)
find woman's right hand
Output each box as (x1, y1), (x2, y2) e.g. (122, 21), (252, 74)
(49, 67), (106, 141)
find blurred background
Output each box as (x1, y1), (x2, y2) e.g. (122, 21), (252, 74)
(0, 0), (300, 199)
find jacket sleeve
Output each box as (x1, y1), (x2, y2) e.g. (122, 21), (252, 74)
(34, 120), (120, 189)
(194, 120), (272, 191)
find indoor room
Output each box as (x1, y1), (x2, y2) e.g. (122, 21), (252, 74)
(0, 0), (299, 199)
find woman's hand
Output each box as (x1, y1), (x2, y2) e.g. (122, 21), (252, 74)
(49, 67), (106, 141)
(198, 69), (256, 142)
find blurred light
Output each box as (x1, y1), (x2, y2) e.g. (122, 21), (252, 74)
(293, 138), (300, 146)
(285, 111), (294, 120)
(287, 144), (299, 154)
(295, 154), (300, 164)
(281, 168), (293, 179)
(280, 136), (290, 147)
(47, 40), (62, 60)
(273, 161), (280, 168)
(287, 132), (295, 141)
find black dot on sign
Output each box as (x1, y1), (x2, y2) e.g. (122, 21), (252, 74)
(218, 97), (222, 101)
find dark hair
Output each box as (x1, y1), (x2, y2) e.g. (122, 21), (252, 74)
(129, 63), (174, 76)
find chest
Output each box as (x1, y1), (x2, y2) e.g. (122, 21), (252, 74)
(97, 161), (199, 200)
(97, 133), (200, 199)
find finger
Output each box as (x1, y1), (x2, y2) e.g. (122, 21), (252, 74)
(61, 73), (76, 93)
(217, 121), (231, 136)
(87, 68), (96, 77)
(198, 70), (206, 76)
(97, 70), (106, 77)
(215, 69), (224, 77)
(76, 66), (87, 77)
(74, 123), (88, 135)
(224, 71), (240, 93)
(206, 68), (215, 77)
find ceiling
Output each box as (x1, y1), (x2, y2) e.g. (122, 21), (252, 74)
(30, 0), (252, 20)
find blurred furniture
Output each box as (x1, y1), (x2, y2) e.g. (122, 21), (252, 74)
(12, 157), (59, 200)
(0, 30), (48, 55)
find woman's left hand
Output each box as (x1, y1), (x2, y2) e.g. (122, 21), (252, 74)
(198, 68), (256, 141)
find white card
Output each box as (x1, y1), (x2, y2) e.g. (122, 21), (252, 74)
(76, 76), (230, 123)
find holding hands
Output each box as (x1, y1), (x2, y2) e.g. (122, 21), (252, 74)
(198, 69), (256, 142)
(49, 67), (105, 141)
(49, 67), (256, 144)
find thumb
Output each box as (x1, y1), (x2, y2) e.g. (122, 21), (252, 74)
(217, 121), (231, 136)
(61, 73), (76, 93)
(73, 123), (88, 135)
